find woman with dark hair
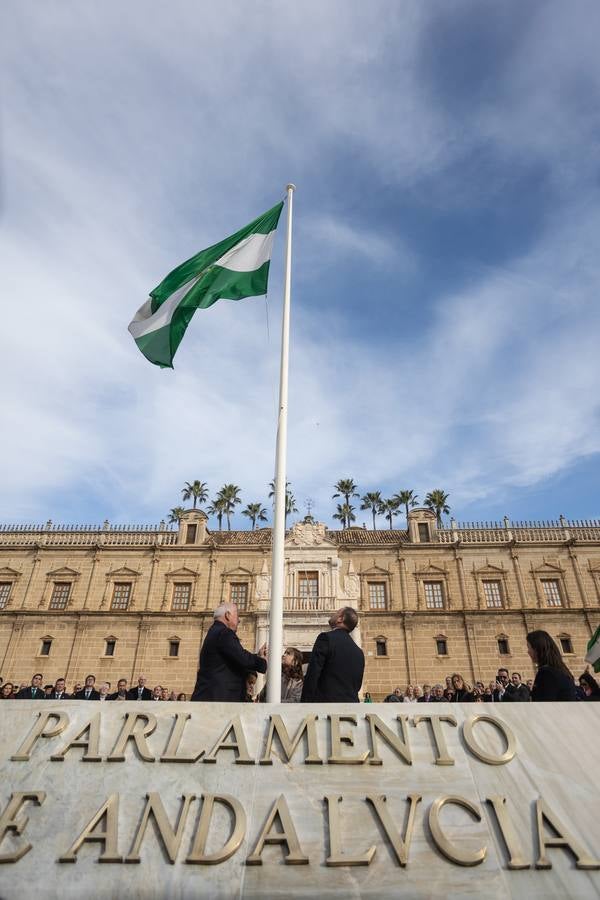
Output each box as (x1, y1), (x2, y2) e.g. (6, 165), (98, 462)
(259, 647), (304, 702)
(1, 681), (15, 699)
(450, 673), (473, 702)
(526, 630), (576, 701)
(579, 671), (600, 701)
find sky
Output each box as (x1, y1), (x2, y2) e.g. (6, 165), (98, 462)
(2, 0), (600, 530)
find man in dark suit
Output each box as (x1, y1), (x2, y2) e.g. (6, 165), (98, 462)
(127, 675), (152, 701)
(502, 672), (531, 702)
(191, 603), (267, 701)
(74, 674), (100, 700)
(110, 678), (129, 700)
(46, 677), (70, 700)
(301, 607), (364, 703)
(17, 673), (46, 700)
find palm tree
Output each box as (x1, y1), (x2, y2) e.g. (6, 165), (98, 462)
(332, 478), (359, 508)
(332, 502), (356, 529)
(381, 497), (401, 530)
(242, 502), (268, 530)
(360, 491), (384, 530)
(217, 484), (242, 530)
(268, 480), (298, 526)
(425, 489), (451, 527)
(181, 480), (209, 509)
(168, 507), (185, 524)
(393, 489), (419, 523)
(207, 497), (226, 530)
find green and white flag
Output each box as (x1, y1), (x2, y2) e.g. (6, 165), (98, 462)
(129, 201), (284, 368)
(585, 625), (600, 673)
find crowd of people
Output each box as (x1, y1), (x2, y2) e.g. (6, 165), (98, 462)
(2, 612), (599, 704)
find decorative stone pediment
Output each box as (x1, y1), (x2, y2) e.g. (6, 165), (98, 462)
(222, 565), (253, 578)
(531, 560), (564, 574)
(414, 562), (447, 577)
(105, 566), (141, 579)
(472, 561), (506, 575)
(286, 522), (335, 548)
(362, 564), (390, 577)
(45, 566), (80, 579)
(0, 566), (21, 579)
(165, 566), (198, 580)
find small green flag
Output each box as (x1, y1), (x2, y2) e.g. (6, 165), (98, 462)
(129, 201), (284, 368)
(585, 625), (600, 673)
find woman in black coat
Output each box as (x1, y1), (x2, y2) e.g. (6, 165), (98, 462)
(526, 630), (576, 701)
(579, 671), (600, 701)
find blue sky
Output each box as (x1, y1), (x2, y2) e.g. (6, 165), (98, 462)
(2, 0), (600, 529)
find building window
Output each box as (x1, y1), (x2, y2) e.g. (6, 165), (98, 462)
(541, 579), (562, 607)
(298, 571), (319, 604)
(497, 637), (510, 655)
(172, 583), (191, 611)
(483, 580), (503, 608)
(559, 636), (573, 654)
(368, 582), (387, 610)
(49, 582), (71, 610)
(40, 639), (52, 656)
(105, 639), (116, 657)
(375, 637), (388, 657)
(230, 582), (249, 611)
(418, 523), (430, 542)
(185, 524), (197, 544)
(0, 582), (12, 609)
(169, 639), (180, 658)
(425, 581), (444, 609)
(111, 582), (131, 610)
(436, 638), (448, 656)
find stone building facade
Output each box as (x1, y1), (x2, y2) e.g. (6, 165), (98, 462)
(0, 509), (599, 698)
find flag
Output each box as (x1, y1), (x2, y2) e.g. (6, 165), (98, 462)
(128, 201), (284, 367)
(585, 625), (600, 673)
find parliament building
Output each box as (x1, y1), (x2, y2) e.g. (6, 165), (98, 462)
(0, 508), (598, 698)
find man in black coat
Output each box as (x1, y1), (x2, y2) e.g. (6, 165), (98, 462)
(502, 672), (531, 702)
(301, 607), (364, 703)
(17, 673), (46, 700)
(45, 677), (70, 700)
(191, 603), (267, 702)
(74, 674), (100, 700)
(127, 675), (153, 701)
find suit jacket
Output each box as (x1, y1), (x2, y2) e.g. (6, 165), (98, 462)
(126, 687), (153, 701)
(74, 688), (100, 700)
(45, 691), (70, 700)
(16, 686), (46, 700)
(532, 666), (576, 702)
(301, 628), (365, 703)
(191, 620), (267, 702)
(502, 683), (531, 702)
(109, 692), (129, 701)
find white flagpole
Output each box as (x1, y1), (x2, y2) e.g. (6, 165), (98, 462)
(266, 183), (295, 703)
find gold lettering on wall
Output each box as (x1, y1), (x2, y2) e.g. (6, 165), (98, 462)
(59, 793), (122, 863)
(259, 714), (323, 766)
(366, 794), (421, 867)
(246, 795), (308, 866)
(160, 713), (198, 763)
(485, 796), (530, 869)
(51, 714), (102, 762)
(107, 713), (157, 763)
(203, 716), (254, 765)
(428, 796), (487, 867)
(327, 715), (369, 765)
(187, 794), (246, 865)
(325, 795), (376, 866)
(462, 716), (516, 766)
(11, 711), (69, 761)
(535, 798), (600, 870)
(412, 715), (457, 766)
(126, 793), (196, 864)
(366, 714), (412, 766)
(0, 792), (46, 863)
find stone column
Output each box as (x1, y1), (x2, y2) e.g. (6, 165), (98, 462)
(454, 552), (468, 609)
(145, 551), (160, 611)
(463, 615), (478, 683)
(206, 554), (216, 610)
(510, 551), (527, 607)
(83, 550), (100, 609)
(65, 616), (88, 683)
(20, 550), (41, 609)
(568, 549), (588, 608)
(403, 614), (416, 684)
(394, 553), (405, 611)
(130, 618), (151, 682)
(0, 615), (24, 675)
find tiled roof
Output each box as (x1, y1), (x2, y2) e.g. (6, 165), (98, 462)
(207, 528), (409, 546)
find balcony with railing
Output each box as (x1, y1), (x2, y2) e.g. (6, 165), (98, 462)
(437, 518), (600, 544)
(284, 595), (336, 612)
(0, 522), (179, 547)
